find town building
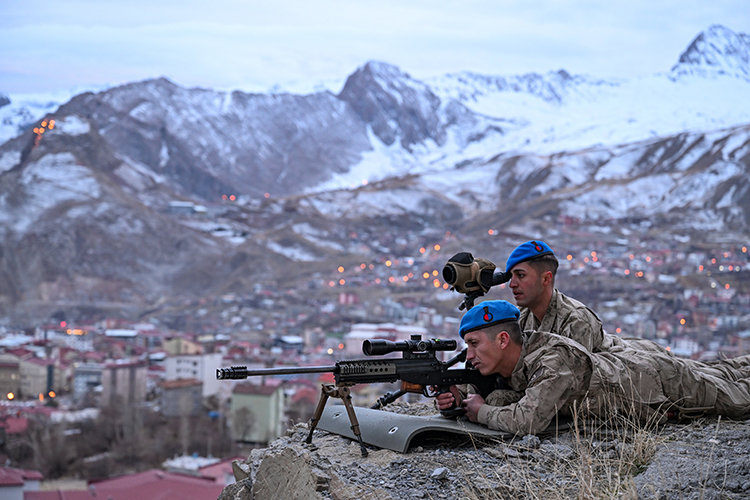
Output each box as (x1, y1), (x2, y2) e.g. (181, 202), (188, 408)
(100, 361), (147, 407)
(230, 381), (284, 444)
(159, 379), (204, 418)
(165, 353), (222, 398)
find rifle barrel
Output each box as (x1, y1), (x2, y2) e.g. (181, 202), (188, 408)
(216, 365), (336, 380)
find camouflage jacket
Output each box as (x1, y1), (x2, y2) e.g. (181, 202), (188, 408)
(476, 330), (594, 435)
(518, 289), (664, 354)
(518, 289), (605, 352)
(477, 332), (750, 434)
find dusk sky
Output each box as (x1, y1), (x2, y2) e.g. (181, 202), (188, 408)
(1, 0), (748, 95)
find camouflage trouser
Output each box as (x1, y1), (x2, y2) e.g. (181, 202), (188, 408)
(657, 354), (750, 419)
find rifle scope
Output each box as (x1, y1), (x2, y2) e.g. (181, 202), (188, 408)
(362, 337), (457, 356)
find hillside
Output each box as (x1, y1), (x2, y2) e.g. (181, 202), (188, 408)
(0, 24), (748, 323)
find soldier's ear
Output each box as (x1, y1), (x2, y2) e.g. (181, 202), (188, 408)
(497, 331), (511, 349)
(542, 270), (553, 286)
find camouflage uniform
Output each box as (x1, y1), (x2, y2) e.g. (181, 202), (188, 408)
(477, 330), (750, 435)
(518, 288), (664, 353)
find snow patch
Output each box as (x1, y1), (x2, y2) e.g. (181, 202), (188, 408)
(0, 150), (21, 174)
(2, 153), (101, 233)
(48, 115), (90, 136)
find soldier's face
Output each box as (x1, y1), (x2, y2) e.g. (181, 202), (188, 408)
(464, 330), (504, 376)
(509, 262), (545, 308)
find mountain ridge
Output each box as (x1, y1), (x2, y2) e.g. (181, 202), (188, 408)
(0, 24), (748, 321)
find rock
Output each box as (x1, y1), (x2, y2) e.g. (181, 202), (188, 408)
(232, 459), (252, 481)
(252, 448), (321, 500)
(430, 467), (449, 480)
(217, 478), (253, 500)
(519, 435), (541, 450)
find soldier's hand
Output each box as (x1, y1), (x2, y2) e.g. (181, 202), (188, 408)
(434, 386), (462, 411)
(462, 394), (485, 422)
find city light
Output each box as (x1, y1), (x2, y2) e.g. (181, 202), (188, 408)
(680, 319), (686, 325)
(338, 344), (344, 350)
(60, 321), (66, 328)
(360, 263), (366, 269)
(419, 247), (426, 254)
(423, 272), (429, 279)
(434, 244), (441, 251)
(646, 256), (651, 262)
(7, 393), (14, 400)
(433, 279), (440, 288)
(402, 276), (409, 282)
(49, 391), (56, 398)
(442, 283), (449, 289)
(726, 284), (731, 289)
(488, 229), (494, 235)
(615, 328), (622, 334)
(385, 260), (392, 267)
(327, 348), (333, 354)
(432, 270), (438, 276)
(567, 255), (573, 261)
(264, 193), (270, 198)
(624, 270), (630, 275)
(388, 277), (395, 283)
(339, 279), (345, 285)
(629, 254), (634, 260)
(328, 281), (335, 287)
(338, 266), (344, 273)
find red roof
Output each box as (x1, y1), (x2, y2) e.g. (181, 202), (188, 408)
(25, 470), (224, 500)
(0, 467), (24, 486)
(0, 466), (41, 486)
(1, 417), (29, 434)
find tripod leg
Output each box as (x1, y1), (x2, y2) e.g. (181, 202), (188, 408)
(340, 386), (368, 457)
(306, 385), (330, 444)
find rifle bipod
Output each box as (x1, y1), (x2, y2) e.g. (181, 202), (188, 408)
(306, 383), (368, 457)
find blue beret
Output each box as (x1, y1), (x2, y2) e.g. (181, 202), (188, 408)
(460, 300), (520, 338)
(505, 240), (554, 272)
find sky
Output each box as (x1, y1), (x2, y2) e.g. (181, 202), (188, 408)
(1, 0), (749, 95)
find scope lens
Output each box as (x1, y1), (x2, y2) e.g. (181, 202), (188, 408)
(442, 264), (457, 284)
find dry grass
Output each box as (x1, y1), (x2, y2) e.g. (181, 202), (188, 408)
(455, 406), (672, 500)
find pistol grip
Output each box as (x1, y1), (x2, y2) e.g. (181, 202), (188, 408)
(440, 406), (466, 418)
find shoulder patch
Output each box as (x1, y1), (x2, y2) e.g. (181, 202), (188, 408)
(528, 367), (546, 386)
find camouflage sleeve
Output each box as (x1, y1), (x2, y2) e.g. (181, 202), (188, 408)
(476, 349), (588, 435)
(558, 312), (603, 353)
(484, 389), (523, 407)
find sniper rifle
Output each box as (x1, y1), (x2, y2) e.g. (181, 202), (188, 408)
(216, 335), (500, 457)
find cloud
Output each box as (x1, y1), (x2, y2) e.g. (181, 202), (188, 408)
(0, 0), (748, 94)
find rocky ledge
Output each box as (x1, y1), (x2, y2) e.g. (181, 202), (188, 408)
(219, 403), (750, 500)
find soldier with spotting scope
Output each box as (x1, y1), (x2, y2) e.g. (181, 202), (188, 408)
(445, 240), (664, 353)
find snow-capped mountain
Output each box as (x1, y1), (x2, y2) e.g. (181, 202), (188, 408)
(671, 24), (750, 81)
(0, 24), (748, 318)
